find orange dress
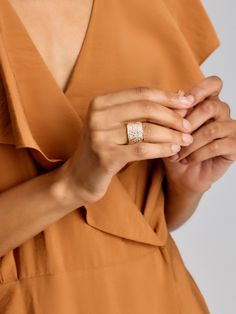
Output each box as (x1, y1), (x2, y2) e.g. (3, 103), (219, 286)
(0, 0), (220, 313)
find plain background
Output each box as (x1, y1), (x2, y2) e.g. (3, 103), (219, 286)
(173, 1), (236, 313)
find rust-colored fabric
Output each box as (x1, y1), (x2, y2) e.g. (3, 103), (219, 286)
(0, 0), (220, 313)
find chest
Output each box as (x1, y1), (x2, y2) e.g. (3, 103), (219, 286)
(8, 0), (94, 91)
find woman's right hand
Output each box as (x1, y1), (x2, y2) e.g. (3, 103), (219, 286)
(55, 87), (195, 204)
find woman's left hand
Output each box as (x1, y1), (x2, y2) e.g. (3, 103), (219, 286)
(162, 76), (236, 193)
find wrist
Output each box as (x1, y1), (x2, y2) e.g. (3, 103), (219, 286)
(164, 177), (204, 231)
(51, 159), (110, 207)
(49, 162), (92, 208)
(165, 171), (212, 195)
(166, 179), (204, 199)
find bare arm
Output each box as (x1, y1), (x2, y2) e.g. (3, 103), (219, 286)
(163, 76), (236, 231)
(0, 87), (195, 258)
(0, 163), (87, 258)
(163, 175), (204, 231)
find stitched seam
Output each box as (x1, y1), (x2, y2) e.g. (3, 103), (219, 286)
(0, 247), (159, 286)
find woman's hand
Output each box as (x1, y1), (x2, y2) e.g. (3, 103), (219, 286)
(56, 87), (195, 204)
(163, 76), (236, 194)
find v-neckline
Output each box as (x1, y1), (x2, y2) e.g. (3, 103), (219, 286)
(5, 0), (96, 96)
(0, 0), (170, 247)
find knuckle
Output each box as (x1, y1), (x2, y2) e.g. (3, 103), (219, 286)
(91, 94), (107, 110)
(88, 112), (101, 130)
(211, 141), (220, 154)
(204, 123), (220, 139)
(202, 101), (216, 115)
(134, 143), (149, 158)
(210, 75), (223, 90)
(89, 96), (104, 110)
(222, 101), (231, 116)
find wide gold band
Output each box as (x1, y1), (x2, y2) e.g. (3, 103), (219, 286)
(126, 121), (144, 144)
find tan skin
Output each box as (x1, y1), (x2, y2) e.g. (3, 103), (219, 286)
(0, 0), (235, 257)
(9, 0), (94, 91)
(164, 76), (236, 230)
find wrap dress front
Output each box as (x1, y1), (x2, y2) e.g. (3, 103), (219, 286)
(0, 0), (220, 313)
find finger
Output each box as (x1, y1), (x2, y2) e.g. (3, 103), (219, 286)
(174, 108), (189, 118)
(186, 76), (223, 106)
(100, 123), (193, 146)
(142, 123), (193, 146)
(177, 121), (233, 161)
(175, 90), (193, 118)
(177, 90), (185, 97)
(90, 101), (192, 133)
(180, 138), (236, 164)
(186, 98), (230, 132)
(92, 86), (195, 110)
(119, 142), (182, 162)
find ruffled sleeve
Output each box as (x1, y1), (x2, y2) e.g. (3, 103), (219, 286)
(163, 0), (220, 65)
(0, 0), (221, 248)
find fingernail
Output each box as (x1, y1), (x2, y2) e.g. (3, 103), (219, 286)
(178, 90), (185, 96)
(183, 119), (192, 131)
(186, 95), (195, 103)
(171, 144), (181, 153)
(178, 95), (195, 105)
(182, 133), (193, 144)
(168, 154), (179, 161)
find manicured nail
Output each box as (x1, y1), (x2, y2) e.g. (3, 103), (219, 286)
(183, 119), (192, 131)
(186, 95), (195, 103)
(178, 90), (185, 96)
(178, 95), (194, 105)
(168, 154), (179, 161)
(182, 133), (193, 144)
(171, 144), (181, 153)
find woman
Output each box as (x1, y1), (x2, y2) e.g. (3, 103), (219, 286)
(0, 0), (235, 313)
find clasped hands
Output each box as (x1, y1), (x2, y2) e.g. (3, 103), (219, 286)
(163, 75), (236, 194)
(59, 75), (235, 205)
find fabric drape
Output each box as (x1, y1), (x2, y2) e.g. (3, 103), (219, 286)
(0, 0), (220, 313)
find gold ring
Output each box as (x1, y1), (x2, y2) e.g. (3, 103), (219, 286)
(125, 121), (144, 144)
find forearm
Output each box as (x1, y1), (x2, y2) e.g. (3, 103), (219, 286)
(163, 176), (204, 231)
(0, 164), (87, 258)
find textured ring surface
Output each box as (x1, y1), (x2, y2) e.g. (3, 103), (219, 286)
(126, 121), (144, 144)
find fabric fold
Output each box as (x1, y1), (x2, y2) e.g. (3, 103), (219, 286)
(0, 0), (221, 312)
(85, 173), (168, 247)
(0, 0), (221, 245)
(162, 0), (220, 65)
(0, 0), (83, 169)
